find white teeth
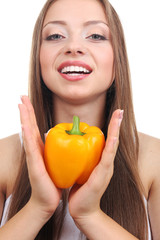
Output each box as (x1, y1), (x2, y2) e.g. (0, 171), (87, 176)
(61, 66), (90, 74)
(70, 66), (74, 72)
(75, 66), (79, 72)
(66, 66), (70, 72)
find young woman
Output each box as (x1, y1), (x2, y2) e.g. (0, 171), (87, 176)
(0, 0), (159, 239)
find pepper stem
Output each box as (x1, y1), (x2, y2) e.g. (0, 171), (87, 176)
(66, 116), (85, 136)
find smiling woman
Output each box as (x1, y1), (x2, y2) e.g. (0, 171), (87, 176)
(40, 1), (114, 106)
(0, 0), (160, 240)
(0, 0), (159, 138)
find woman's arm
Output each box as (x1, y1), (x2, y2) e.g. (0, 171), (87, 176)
(149, 173), (160, 240)
(138, 133), (160, 240)
(0, 96), (62, 239)
(69, 110), (139, 239)
(75, 210), (138, 240)
(0, 134), (21, 226)
(147, 137), (160, 240)
(0, 200), (52, 240)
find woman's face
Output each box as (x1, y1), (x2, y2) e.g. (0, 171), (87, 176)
(40, 0), (114, 104)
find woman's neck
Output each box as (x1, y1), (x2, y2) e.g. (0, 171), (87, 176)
(52, 95), (106, 129)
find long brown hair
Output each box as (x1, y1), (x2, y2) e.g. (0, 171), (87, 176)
(8, 0), (148, 239)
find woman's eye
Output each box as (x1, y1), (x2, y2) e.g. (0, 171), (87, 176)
(46, 34), (64, 41)
(88, 34), (107, 41)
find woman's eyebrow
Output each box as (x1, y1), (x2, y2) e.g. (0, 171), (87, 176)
(83, 20), (109, 27)
(42, 20), (109, 29)
(43, 20), (67, 29)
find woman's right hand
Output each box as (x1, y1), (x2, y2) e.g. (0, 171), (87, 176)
(18, 95), (62, 219)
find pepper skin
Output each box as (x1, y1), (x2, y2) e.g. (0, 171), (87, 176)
(44, 116), (105, 189)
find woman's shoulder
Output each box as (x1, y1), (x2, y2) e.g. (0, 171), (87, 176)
(138, 131), (160, 147)
(138, 132), (160, 162)
(138, 132), (160, 199)
(0, 134), (22, 197)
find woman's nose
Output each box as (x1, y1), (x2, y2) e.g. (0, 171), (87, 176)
(63, 38), (86, 56)
(65, 48), (84, 55)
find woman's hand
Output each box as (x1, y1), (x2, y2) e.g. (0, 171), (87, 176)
(18, 96), (62, 219)
(68, 109), (123, 225)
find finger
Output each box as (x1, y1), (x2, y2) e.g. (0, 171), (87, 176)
(107, 109), (123, 138)
(85, 109), (124, 193)
(18, 100), (43, 158)
(20, 95), (43, 146)
(18, 103), (39, 154)
(18, 103), (46, 178)
(21, 95), (39, 135)
(19, 96), (44, 161)
(100, 109), (123, 168)
(18, 102), (30, 135)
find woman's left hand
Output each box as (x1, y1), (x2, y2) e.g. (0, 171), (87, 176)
(68, 109), (123, 225)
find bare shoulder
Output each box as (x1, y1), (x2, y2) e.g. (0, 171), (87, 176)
(138, 132), (160, 199)
(138, 134), (160, 238)
(0, 134), (22, 197)
(138, 132), (160, 166)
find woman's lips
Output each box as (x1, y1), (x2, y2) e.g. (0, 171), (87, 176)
(58, 60), (92, 81)
(59, 72), (90, 81)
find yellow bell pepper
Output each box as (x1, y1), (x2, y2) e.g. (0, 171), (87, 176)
(44, 116), (105, 189)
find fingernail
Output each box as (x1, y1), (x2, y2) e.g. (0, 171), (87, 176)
(20, 95), (23, 103)
(118, 110), (124, 127)
(20, 95), (27, 102)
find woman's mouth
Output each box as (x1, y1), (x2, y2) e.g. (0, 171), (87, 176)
(58, 61), (92, 81)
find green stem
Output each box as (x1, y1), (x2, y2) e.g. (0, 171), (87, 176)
(66, 116), (85, 136)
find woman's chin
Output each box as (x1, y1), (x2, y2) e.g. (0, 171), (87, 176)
(63, 94), (91, 105)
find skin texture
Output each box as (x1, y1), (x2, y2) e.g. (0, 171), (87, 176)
(0, 0), (160, 239)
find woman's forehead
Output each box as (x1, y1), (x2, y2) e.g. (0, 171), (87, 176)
(43, 0), (107, 26)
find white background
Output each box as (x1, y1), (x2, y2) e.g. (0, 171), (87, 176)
(0, 0), (159, 139)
